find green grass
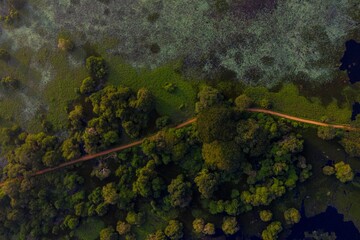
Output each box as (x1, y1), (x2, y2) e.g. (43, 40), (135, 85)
(74, 218), (105, 240)
(107, 57), (196, 121)
(42, 48), (88, 130)
(245, 84), (353, 124)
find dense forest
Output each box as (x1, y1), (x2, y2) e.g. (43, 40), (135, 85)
(0, 54), (358, 239)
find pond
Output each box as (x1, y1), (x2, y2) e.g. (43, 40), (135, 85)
(340, 40), (360, 84)
(288, 205), (360, 239)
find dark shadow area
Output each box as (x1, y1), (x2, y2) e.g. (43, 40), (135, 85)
(352, 102), (360, 121)
(287, 206), (360, 240)
(340, 40), (360, 84)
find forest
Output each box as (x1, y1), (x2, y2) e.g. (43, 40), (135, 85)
(0, 54), (358, 239)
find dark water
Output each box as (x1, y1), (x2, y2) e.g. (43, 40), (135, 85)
(340, 40), (360, 84)
(352, 102), (360, 121)
(287, 205), (360, 240)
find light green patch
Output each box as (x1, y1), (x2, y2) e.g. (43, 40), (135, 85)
(107, 57), (196, 120)
(74, 218), (105, 240)
(245, 84), (352, 124)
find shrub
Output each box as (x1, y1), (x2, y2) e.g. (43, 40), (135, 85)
(259, 210), (273, 222)
(80, 77), (98, 94)
(86, 56), (108, 80)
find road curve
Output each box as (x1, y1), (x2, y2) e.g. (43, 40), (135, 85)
(0, 109), (358, 186)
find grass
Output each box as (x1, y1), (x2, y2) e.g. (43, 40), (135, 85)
(74, 218), (105, 240)
(107, 57), (197, 121)
(245, 84), (353, 124)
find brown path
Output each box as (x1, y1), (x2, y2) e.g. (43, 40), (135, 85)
(246, 108), (359, 131)
(0, 109), (358, 187)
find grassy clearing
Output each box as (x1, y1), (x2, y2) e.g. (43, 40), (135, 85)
(74, 218), (105, 240)
(41, 48), (87, 130)
(107, 57), (197, 121)
(245, 84), (353, 124)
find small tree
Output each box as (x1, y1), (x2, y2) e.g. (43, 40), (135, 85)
(80, 77), (98, 94)
(234, 94), (252, 111)
(100, 227), (118, 240)
(284, 208), (301, 225)
(116, 221), (131, 235)
(221, 217), (239, 235)
(334, 161), (354, 183)
(322, 166), (335, 176)
(259, 210), (273, 222)
(164, 220), (183, 240)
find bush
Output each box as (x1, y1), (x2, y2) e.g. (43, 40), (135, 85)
(322, 166), (335, 176)
(334, 161), (354, 183)
(284, 208), (301, 225)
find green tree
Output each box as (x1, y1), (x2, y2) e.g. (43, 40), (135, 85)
(334, 161), (354, 183)
(168, 175), (192, 208)
(203, 223), (215, 235)
(116, 221), (131, 235)
(234, 94), (252, 111)
(221, 217), (239, 235)
(86, 56), (108, 80)
(192, 218), (205, 233)
(262, 221), (282, 240)
(102, 183), (118, 205)
(126, 211), (145, 226)
(202, 140), (241, 172)
(194, 168), (219, 199)
(195, 85), (223, 113)
(80, 77), (98, 95)
(100, 227), (118, 240)
(259, 210), (273, 222)
(197, 107), (236, 143)
(146, 230), (167, 240)
(284, 208), (301, 225)
(164, 220), (183, 240)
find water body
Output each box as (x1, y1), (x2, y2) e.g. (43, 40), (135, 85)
(352, 102), (360, 121)
(340, 40), (360, 84)
(288, 206), (360, 240)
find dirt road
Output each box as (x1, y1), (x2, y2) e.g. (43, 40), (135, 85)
(0, 109), (358, 186)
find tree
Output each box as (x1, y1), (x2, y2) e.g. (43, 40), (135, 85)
(197, 107), (236, 143)
(68, 105), (84, 130)
(102, 183), (118, 205)
(322, 166), (335, 176)
(126, 211), (145, 226)
(86, 56), (108, 80)
(284, 208), (301, 225)
(116, 221), (131, 235)
(234, 94), (252, 111)
(194, 169), (219, 199)
(168, 175), (192, 208)
(317, 127), (337, 140)
(164, 220), (183, 240)
(340, 132), (360, 157)
(146, 230), (167, 240)
(202, 140), (241, 172)
(221, 217), (239, 235)
(80, 77), (98, 94)
(192, 218), (205, 233)
(262, 221), (282, 240)
(203, 223), (215, 235)
(334, 161), (354, 183)
(195, 85), (223, 113)
(61, 136), (81, 160)
(260, 210), (273, 222)
(100, 227), (118, 240)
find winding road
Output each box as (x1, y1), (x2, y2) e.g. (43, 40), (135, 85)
(0, 109), (358, 186)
